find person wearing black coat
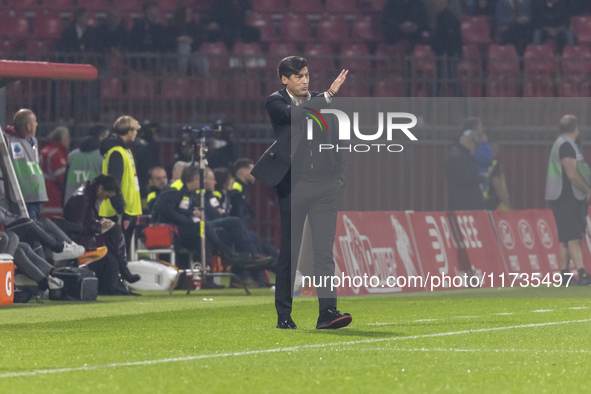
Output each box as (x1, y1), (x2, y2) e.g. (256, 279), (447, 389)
(446, 130), (486, 211)
(251, 56), (350, 330)
(63, 174), (140, 294)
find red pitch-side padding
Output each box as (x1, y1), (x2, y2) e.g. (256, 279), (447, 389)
(0, 60), (97, 81)
(408, 210), (506, 289)
(491, 210), (562, 278)
(334, 211), (424, 296)
(0, 260), (14, 306)
(331, 209), (581, 295)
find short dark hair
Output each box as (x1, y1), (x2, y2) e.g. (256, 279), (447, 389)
(213, 167), (231, 191)
(88, 124), (109, 140)
(459, 117), (482, 140)
(149, 165), (165, 176)
(232, 158), (254, 176)
(181, 165), (200, 184)
(560, 115), (578, 134)
(91, 174), (120, 194)
(278, 56), (308, 82)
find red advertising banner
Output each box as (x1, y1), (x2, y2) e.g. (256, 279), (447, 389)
(0, 261), (14, 306)
(407, 211), (505, 289)
(334, 211), (423, 296)
(490, 210), (561, 280)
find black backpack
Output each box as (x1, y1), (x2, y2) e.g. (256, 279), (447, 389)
(51, 267), (99, 301)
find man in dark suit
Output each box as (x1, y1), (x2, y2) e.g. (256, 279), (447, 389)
(251, 56), (351, 330)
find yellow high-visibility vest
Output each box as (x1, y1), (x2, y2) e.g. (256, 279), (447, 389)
(99, 146), (142, 217)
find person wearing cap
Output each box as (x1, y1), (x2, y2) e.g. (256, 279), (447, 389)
(99, 116), (142, 264)
(64, 124), (110, 206)
(446, 128), (486, 211)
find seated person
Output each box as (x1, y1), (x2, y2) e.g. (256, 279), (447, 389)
(145, 166), (168, 212)
(151, 165), (267, 269)
(0, 205), (84, 262)
(1, 230), (64, 297)
(63, 174), (140, 295)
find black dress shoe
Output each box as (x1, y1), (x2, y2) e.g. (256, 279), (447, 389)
(316, 308), (352, 329)
(276, 314), (297, 329)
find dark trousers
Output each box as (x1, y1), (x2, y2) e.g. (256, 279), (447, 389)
(7, 217), (65, 259)
(275, 177), (341, 316)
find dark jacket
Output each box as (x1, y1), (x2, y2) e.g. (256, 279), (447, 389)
(151, 181), (196, 227)
(229, 178), (252, 221)
(99, 134), (129, 215)
(251, 88), (346, 188)
(446, 144), (486, 211)
(63, 182), (102, 249)
(431, 7), (462, 57)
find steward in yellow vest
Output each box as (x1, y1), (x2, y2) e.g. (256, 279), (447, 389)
(99, 116), (143, 253)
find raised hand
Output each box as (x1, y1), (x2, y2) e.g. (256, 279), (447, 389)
(330, 69), (349, 94)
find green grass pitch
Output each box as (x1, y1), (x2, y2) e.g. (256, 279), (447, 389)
(1, 287), (590, 393)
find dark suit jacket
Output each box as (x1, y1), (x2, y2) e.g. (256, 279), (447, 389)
(251, 88), (346, 188)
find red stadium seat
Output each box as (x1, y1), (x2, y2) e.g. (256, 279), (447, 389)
(161, 76), (194, 100)
(232, 42), (265, 69)
(245, 12), (278, 42)
(524, 44), (556, 76)
(158, 0), (179, 13)
(117, 0), (144, 13)
(252, 0), (287, 13)
(199, 42), (230, 71)
(572, 16), (591, 44)
(325, 0), (358, 14)
(266, 42), (297, 71)
(76, 0), (110, 12)
(0, 13), (30, 39)
(101, 78), (123, 100)
(458, 44), (483, 97)
(486, 44), (520, 97)
(304, 42), (335, 71)
(411, 45), (436, 97)
(461, 16), (492, 46)
(340, 43), (371, 72)
(233, 42), (263, 56)
(487, 44), (519, 74)
(339, 78), (371, 97)
(359, 0), (387, 13)
(128, 74), (156, 99)
(523, 44), (556, 97)
(559, 81), (591, 97)
(33, 13), (63, 40)
(374, 78), (406, 97)
(0, 39), (17, 55)
(560, 45), (591, 97)
(289, 0), (323, 14)
(26, 40), (53, 58)
(40, 0), (74, 11)
(281, 14), (313, 43)
(317, 15), (349, 43)
(561, 45), (591, 78)
(352, 16), (380, 42)
(5, 0), (39, 11)
(375, 43), (406, 76)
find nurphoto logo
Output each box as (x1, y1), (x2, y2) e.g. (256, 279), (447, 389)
(306, 109), (418, 153)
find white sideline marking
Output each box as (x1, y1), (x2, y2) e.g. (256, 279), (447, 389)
(568, 307), (588, 310)
(1, 318), (590, 379)
(532, 310), (554, 313)
(414, 319), (437, 322)
(359, 347), (589, 354)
